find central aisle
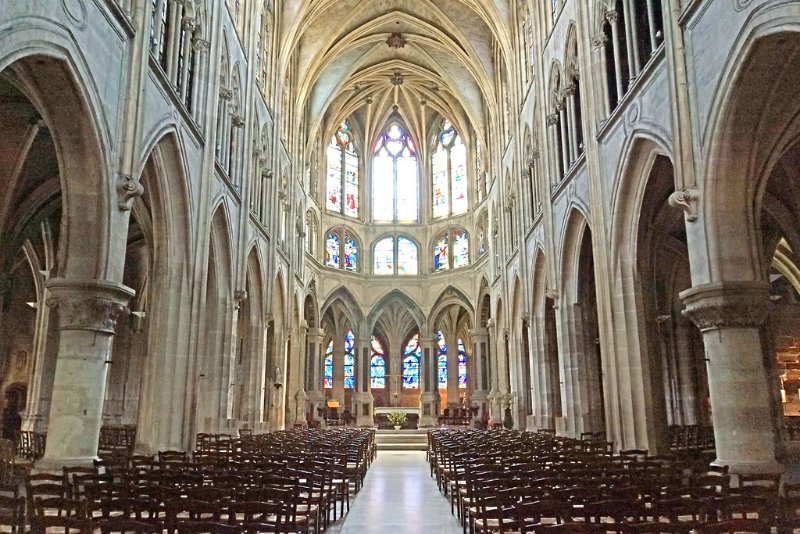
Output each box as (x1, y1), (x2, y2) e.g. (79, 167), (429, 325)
(329, 451), (463, 534)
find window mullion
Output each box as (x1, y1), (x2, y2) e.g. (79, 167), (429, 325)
(340, 151), (346, 215)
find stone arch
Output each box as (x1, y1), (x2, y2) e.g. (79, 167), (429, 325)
(428, 286), (474, 333)
(234, 246), (267, 429)
(559, 209), (606, 437)
(0, 53), (110, 279)
(366, 289), (425, 335)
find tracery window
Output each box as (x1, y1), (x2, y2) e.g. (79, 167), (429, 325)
(437, 331), (447, 389)
(402, 334), (421, 389)
(457, 338), (467, 389)
(150, 0), (202, 114)
(323, 340), (333, 389)
(433, 229), (470, 272)
(326, 121), (359, 217)
(432, 120), (468, 218)
(344, 330), (355, 389)
(373, 123), (418, 223)
(373, 236), (418, 275)
(370, 336), (386, 389)
(324, 228), (358, 272)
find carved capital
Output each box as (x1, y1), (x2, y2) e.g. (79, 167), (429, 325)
(192, 38), (210, 51)
(680, 281), (772, 331)
(545, 289), (560, 301)
(606, 10), (619, 24)
(527, 152), (539, 166)
(668, 187), (699, 222)
(232, 115), (246, 128)
(45, 279), (134, 334)
(117, 173), (144, 211)
(234, 289), (248, 302)
(592, 33), (608, 49)
(263, 168), (274, 180)
(563, 84), (576, 97)
(219, 87), (233, 101)
(546, 113), (559, 126)
(181, 17), (196, 32)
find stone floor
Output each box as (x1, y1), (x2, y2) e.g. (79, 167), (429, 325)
(327, 451), (463, 534)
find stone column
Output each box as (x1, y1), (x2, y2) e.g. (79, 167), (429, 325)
(557, 101), (570, 173)
(445, 332), (460, 410)
(419, 337), (440, 427)
(332, 336), (345, 406)
(623, 0), (641, 76)
(546, 114), (561, 182)
(39, 279), (134, 468)
(487, 319), (501, 420)
(354, 337), (374, 427)
(644, 0), (659, 54)
(470, 328), (490, 426)
(606, 11), (626, 101)
(306, 327), (325, 427)
(681, 281), (783, 475)
(592, 33), (611, 117)
(293, 322), (309, 427)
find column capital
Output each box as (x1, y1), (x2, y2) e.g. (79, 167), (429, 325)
(45, 278), (135, 334)
(307, 327), (325, 342)
(680, 281), (772, 331)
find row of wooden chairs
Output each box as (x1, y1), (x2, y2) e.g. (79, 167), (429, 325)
(14, 428), (375, 534)
(428, 428), (788, 534)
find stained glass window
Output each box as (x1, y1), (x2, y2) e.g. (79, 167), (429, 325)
(457, 338), (467, 389)
(432, 119), (469, 218)
(344, 330), (355, 389)
(323, 340), (333, 389)
(373, 123), (418, 222)
(374, 237), (394, 275)
(344, 234), (358, 271)
(402, 334), (421, 389)
(371, 336), (386, 389)
(325, 231), (340, 269)
(397, 237), (418, 275)
(374, 236), (417, 275)
(327, 121), (359, 217)
(437, 331), (448, 389)
(325, 228), (358, 272)
(433, 230), (469, 271)
(452, 230), (469, 269)
(434, 235), (449, 272)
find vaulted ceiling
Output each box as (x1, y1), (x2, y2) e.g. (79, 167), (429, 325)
(279, 0), (515, 153)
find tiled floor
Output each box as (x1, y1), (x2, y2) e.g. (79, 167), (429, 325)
(328, 451), (463, 534)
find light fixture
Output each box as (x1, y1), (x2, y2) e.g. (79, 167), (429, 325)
(25, 302), (37, 309)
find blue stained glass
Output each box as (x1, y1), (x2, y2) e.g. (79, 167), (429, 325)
(434, 236), (448, 271)
(457, 338), (467, 388)
(402, 334), (421, 389)
(324, 341), (333, 389)
(344, 331), (355, 389)
(437, 331), (447, 389)
(344, 235), (358, 271)
(325, 231), (340, 268)
(371, 335), (385, 389)
(371, 355), (385, 389)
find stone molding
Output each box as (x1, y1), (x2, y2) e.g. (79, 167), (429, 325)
(680, 281), (772, 331)
(669, 187), (699, 222)
(46, 278), (135, 334)
(117, 173), (144, 211)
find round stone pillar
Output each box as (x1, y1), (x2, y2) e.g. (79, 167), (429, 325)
(469, 328), (490, 426)
(306, 327), (326, 427)
(418, 337), (440, 427)
(354, 337), (374, 427)
(39, 278), (134, 468)
(680, 281), (783, 475)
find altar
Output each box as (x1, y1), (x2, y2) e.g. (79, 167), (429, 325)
(374, 406), (420, 416)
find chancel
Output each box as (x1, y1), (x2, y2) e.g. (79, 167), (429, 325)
(1, 0), (800, 532)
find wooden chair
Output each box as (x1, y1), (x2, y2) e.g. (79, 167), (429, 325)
(0, 495), (26, 534)
(697, 518), (770, 534)
(98, 518), (161, 534)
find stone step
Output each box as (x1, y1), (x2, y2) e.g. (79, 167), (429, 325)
(377, 442), (429, 451)
(374, 429), (429, 451)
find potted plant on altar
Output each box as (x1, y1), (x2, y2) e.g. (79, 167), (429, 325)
(387, 412), (407, 430)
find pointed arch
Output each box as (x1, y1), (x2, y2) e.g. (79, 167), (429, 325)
(366, 289), (425, 334)
(428, 285), (475, 332)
